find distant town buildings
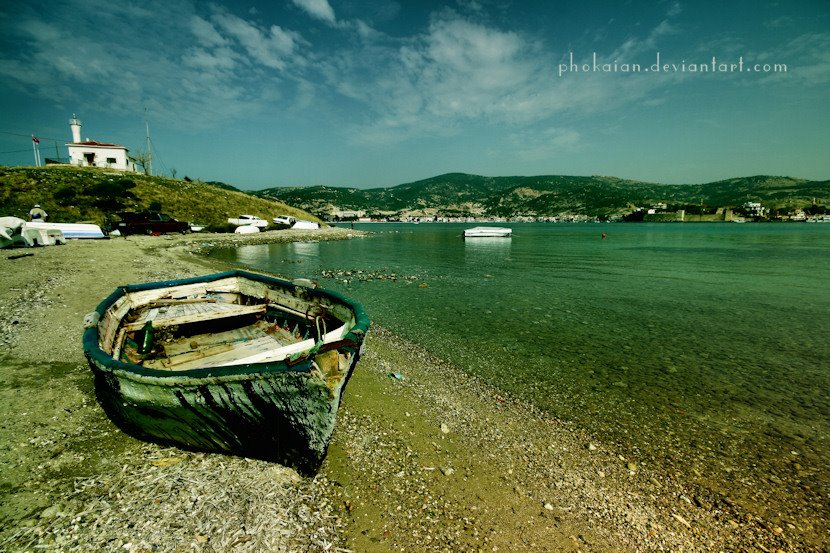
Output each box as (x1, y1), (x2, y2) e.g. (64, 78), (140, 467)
(332, 209), (366, 220)
(742, 201), (766, 218)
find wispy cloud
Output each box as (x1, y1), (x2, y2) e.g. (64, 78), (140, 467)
(756, 32), (830, 85)
(337, 9), (689, 144)
(291, 0), (337, 25)
(210, 11), (305, 71)
(0, 0), (823, 150)
(0, 1), (312, 128)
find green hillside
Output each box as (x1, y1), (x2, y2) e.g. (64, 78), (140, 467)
(0, 166), (321, 231)
(255, 173), (830, 219)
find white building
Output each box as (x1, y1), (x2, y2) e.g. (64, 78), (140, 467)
(66, 115), (136, 172)
(742, 201), (766, 218)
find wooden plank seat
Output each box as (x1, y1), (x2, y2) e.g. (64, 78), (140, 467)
(141, 320), (309, 371)
(123, 302), (266, 332)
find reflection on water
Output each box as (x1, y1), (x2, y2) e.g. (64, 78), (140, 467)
(210, 223), (830, 527)
(289, 241), (320, 258)
(233, 244), (269, 265)
(464, 237), (512, 250)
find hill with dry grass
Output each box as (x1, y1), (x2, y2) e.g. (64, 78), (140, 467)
(0, 166), (320, 231)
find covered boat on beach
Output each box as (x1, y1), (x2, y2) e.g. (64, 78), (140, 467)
(82, 270), (370, 473)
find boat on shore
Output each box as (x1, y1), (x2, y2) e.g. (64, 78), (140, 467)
(272, 215), (296, 229)
(463, 226), (512, 238)
(23, 220), (105, 239)
(234, 225), (260, 234)
(272, 216), (321, 230)
(291, 219), (320, 230)
(228, 215), (268, 228)
(82, 270), (370, 473)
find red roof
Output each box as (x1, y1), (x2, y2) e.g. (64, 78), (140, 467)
(68, 140), (126, 148)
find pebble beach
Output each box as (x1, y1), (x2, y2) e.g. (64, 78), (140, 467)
(0, 229), (824, 552)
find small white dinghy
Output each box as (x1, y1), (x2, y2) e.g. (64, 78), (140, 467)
(463, 226), (512, 238)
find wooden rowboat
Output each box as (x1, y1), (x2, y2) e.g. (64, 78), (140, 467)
(82, 270), (370, 473)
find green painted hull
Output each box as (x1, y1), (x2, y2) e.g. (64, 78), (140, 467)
(83, 270), (369, 474)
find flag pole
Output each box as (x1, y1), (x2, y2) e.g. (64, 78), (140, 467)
(31, 135), (41, 167)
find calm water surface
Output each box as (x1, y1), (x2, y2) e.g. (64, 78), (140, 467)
(213, 223), (830, 515)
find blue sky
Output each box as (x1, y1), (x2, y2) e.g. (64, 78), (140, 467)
(1, 0), (828, 189)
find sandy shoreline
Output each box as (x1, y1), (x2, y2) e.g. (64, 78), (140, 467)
(0, 230), (821, 551)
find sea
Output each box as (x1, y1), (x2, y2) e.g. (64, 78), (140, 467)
(210, 222), (829, 520)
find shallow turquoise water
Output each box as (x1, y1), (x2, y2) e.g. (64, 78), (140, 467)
(213, 223), (830, 512)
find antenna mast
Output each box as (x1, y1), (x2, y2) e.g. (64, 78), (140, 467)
(144, 108), (153, 176)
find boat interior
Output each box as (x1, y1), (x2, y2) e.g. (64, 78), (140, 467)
(100, 277), (353, 372)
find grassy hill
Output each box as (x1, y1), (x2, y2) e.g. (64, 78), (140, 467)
(6, 166), (826, 226)
(256, 173), (830, 219)
(0, 166), (321, 231)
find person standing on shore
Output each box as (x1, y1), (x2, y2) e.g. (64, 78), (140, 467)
(28, 204), (47, 221)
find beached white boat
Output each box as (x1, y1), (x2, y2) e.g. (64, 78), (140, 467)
(271, 216), (320, 231)
(24, 221), (105, 239)
(0, 217), (68, 247)
(463, 226), (512, 238)
(272, 216), (296, 229)
(291, 220), (320, 230)
(83, 270), (370, 473)
(228, 215), (268, 228)
(234, 225), (260, 234)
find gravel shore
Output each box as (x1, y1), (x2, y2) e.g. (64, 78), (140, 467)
(0, 230), (822, 552)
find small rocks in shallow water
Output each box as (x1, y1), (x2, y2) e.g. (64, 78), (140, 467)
(39, 504), (63, 519)
(671, 513), (692, 529)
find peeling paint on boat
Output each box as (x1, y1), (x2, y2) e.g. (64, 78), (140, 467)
(83, 270), (369, 474)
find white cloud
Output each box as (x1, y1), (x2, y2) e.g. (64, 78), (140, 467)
(667, 1), (683, 17)
(212, 12), (303, 71)
(182, 47), (237, 71)
(342, 14), (541, 134)
(190, 15), (229, 48)
(0, 1), (313, 130)
(338, 11), (670, 144)
(291, 0), (337, 25)
(757, 32), (830, 85)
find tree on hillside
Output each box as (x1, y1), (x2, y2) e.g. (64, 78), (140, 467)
(132, 149), (152, 175)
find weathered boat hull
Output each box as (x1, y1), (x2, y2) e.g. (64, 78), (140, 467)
(83, 270), (369, 474)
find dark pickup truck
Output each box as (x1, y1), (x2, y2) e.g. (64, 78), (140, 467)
(114, 211), (190, 235)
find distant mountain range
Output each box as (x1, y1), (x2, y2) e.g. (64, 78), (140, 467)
(253, 173), (830, 219)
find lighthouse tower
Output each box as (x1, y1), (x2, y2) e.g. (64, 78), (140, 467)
(69, 114), (82, 143)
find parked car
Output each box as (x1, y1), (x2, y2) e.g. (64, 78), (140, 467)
(113, 211), (191, 235)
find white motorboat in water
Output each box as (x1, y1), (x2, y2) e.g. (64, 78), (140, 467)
(463, 226), (512, 238)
